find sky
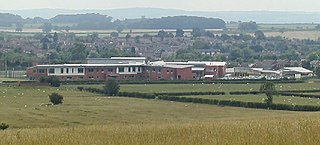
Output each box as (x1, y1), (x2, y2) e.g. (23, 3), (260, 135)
(1, 0), (320, 12)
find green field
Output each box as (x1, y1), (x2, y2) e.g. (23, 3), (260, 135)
(2, 82), (320, 144)
(1, 85), (301, 129)
(118, 82), (320, 93)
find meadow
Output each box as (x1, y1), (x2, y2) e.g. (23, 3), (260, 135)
(1, 82), (320, 144)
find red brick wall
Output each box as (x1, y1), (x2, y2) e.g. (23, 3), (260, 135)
(176, 67), (194, 80)
(204, 66), (226, 78)
(26, 67), (48, 80)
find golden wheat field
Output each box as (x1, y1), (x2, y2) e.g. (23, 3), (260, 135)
(1, 117), (320, 145)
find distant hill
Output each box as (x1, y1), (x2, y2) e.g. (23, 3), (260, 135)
(0, 13), (24, 27)
(1, 8), (320, 23)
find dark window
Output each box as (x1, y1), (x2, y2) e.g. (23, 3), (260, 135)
(38, 69), (45, 74)
(88, 68), (94, 72)
(71, 68), (74, 73)
(138, 67), (141, 72)
(67, 77), (72, 80)
(60, 68), (64, 74)
(78, 68), (84, 73)
(132, 67), (136, 72)
(66, 68), (69, 74)
(128, 67), (131, 72)
(101, 69), (104, 72)
(108, 68), (113, 72)
(48, 68), (55, 74)
(79, 77), (84, 80)
(119, 67), (124, 72)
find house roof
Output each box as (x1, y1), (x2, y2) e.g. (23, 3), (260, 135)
(283, 67), (313, 73)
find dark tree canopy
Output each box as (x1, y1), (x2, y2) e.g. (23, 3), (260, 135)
(103, 78), (120, 96)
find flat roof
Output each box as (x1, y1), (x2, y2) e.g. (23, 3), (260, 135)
(32, 63), (145, 68)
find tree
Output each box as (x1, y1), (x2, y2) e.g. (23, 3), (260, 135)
(15, 23), (23, 32)
(49, 93), (64, 105)
(315, 24), (320, 30)
(191, 28), (203, 37)
(254, 30), (266, 40)
(238, 21), (258, 32)
(42, 23), (52, 33)
(157, 30), (168, 41)
(40, 76), (61, 87)
(110, 32), (119, 38)
(53, 32), (58, 43)
(175, 29), (184, 37)
(260, 82), (276, 106)
(315, 67), (320, 78)
(125, 33), (131, 42)
(0, 123), (9, 130)
(103, 78), (120, 96)
(116, 25), (124, 34)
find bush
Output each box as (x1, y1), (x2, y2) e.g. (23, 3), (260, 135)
(0, 123), (9, 130)
(40, 76), (61, 87)
(49, 93), (64, 105)
(103, 78), (120, 96)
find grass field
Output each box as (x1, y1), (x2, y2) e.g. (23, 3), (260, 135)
(1, 85), (301, 129)
(2, 83), (320, 144)
(118, 82), (320, 93)
(182, 94), (320, 106)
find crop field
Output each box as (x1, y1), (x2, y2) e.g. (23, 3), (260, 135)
(2, 82), (320, 144)
(265, 31), (320, 40)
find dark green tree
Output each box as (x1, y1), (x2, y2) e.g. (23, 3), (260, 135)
(315, 67), (320, 78)
(254, 30), (266, 40)
(42, 23), (52, 33)
(49, 93), (64, 105)
(191, 28), (203, 37)
(175, 29), (184, 37)
(103, 78), (120, 96)
(110, 32), (119, 38)
(260, 82), (276, 106)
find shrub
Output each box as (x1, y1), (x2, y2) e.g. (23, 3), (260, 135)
(40, 76), (61, 87)
(49, 93), (64, 105)
(0, 123), (9, 130)
(103, 78), (120, 96)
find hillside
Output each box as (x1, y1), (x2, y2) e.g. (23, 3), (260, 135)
(1, 8), (320, 23)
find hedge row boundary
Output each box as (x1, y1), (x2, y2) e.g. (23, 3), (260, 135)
(78, 87), (320, 111)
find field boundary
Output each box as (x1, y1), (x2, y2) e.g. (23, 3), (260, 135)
(78, 87), (320, 112)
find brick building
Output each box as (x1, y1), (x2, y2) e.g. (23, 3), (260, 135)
(27, 57), (227, 81)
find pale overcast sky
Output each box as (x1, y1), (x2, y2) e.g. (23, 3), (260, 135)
(1, 0), (320, 11)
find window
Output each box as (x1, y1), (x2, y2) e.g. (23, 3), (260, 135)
(48, 68), (55, 74)
(78, 68), (84, 73)
(119, 67), (124, 72)
(88, 68), (94, 72)
(101, 69), (104, 72)
(71, 68), (74, 73)
(132, 67), (136, 72)
(67, 76), (72, 80)
(60, 68), (64, 74)
(89, 76), (94, 79)
(128, 67), (131, 72)
(108, 68), (113, 72)
(38, 69), (45, 74)
(78, 76), (84, 80)
(66, 68), (69, 74)
(138, 67), (141, 72)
